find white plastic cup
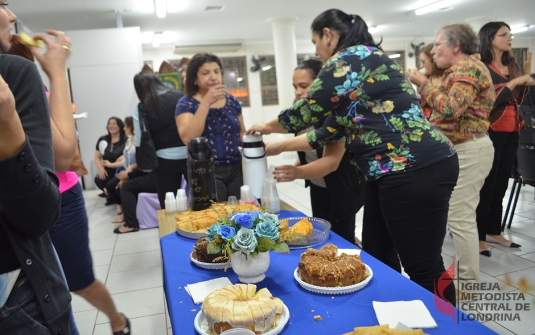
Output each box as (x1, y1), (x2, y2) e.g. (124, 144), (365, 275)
(165, 199), (177, 213)
(176, 189), (186, 199)
(176, 196), (188, 212)
(228, 196), (238, 206)
(165, 192), (175, 202)
(239, 185), (255, 203)
(419, 67), (426, 75)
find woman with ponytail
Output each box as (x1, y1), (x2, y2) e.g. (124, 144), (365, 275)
(249, 9), (458, 304)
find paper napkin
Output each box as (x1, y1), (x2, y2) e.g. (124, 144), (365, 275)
(185, 277), (232, 304)
(372, 300), (438, 329)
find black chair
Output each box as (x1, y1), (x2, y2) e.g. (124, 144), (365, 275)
(501, 86), (535, 230)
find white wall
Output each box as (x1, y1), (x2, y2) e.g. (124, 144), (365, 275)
(65, 27), (143, 189)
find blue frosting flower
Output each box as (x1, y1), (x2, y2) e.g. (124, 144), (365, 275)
(205, 223), (221, 241)
(255, 221), (280, 240)
(231, 227), (258, 254)
(217, 225), (236, 241)
(259, 213), (279, 225)
(231, 212), (254, 229)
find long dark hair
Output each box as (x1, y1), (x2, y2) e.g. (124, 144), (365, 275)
(134, 73), (175, 118)
(124, 116), (134, 135)
(105, 116), (126, 144)
(184, 53), (224, 97)
(295, 59), (323, 79)
(478, 21), (515, 65)
(311, 9), (382, 55)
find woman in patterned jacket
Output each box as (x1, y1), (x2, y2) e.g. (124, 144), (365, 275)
(248, 9), (459, 304)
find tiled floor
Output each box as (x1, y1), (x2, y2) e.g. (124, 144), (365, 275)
(75, 153), (535, 335)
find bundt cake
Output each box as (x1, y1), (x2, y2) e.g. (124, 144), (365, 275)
(201, 284), (283, 334)
(298, 244), (368, 287)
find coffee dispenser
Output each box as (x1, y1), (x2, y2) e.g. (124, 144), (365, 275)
(241, 133), (268, 200)
(187, 137), (217, 210)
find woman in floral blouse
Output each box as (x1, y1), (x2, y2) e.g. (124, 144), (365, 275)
(175, 53), (246, 201)
(249, 9), (458, 304)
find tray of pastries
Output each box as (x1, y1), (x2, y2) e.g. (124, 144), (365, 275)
(195, 284), (289, 335)
(176, 203), (259, 239)
(294, 244), (372, 294)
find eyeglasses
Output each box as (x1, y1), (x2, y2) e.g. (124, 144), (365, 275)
(496, 32), (514, 39)
(433, 41), (448, 48)
(420, 58), (428, 65)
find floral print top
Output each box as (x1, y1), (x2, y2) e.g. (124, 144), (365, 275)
(421, 54), (494, 142)
(175, 94), (242, 165)
(278, 45), (455, 180)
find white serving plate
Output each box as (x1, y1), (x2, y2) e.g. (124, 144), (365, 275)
(190, 251), (230, 270)
(176, 227), (205, 239)
(293, 264), (373, 294)
(194, 303), (289, 335)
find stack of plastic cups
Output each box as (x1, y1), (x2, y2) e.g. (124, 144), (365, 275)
(261, 166), (280, 213)
(176, 189), (188, 212)
(165, 192), (177, 213)
(239, 185), (255, 204)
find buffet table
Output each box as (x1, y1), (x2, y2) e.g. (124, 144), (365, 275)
(160, 210), (496, 334)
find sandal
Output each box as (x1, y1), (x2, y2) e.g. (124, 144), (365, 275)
(114, 226), (139, 234)
(111, 216), (125, 224)
(112, 313), (131, 335)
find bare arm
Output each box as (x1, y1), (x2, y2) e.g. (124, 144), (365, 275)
(265, 133), (313, 156)
(247, 118), (288, 135)
(176, 85), (227, 144)
(273, 141), (345, 182)
(94, 149), (107, 180)
(32, 30), (76, 171)
(238, 114), (246, 140)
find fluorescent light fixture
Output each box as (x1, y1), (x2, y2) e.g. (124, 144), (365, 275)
(510, 25), (529, 34)
(168, 0), (188, 12)
(389, 53), (401, 59)
(415, 0), (459, 15)
(141, 31), (155, 44)
(136, 0), (154, 13)
(368, 26), (380, 34)
(262, 65), (273, 71)
(237, 77), (243, 82)
(155, 0), (167, 18)
(152, 33), (162, 47)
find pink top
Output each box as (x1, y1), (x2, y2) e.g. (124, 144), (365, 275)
(56, 171), (79, 193)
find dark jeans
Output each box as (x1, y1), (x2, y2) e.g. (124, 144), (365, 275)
(309, 183), (361, 244)
(106, 177), (121, 205)
(0, 270), (79, 335)
(476, 130), (519, 239)
(120, 173), (157, 229)
(362, 156), (459, 305)
(94, 167), (116, 192)
(214, 162), (243, 202)
(154, 158), (187, 208)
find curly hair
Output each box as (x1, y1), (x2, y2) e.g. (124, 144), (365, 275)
(420, 43), (444, 77)
(440, 23), (479, 55)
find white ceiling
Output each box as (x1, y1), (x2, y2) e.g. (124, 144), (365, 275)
(10, 0), (535, 50)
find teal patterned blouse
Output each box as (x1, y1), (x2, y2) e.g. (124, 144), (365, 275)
(278, 45), (455, 179)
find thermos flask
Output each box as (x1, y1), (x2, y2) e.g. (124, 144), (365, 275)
(187, 137), (217, 210)
(241, 133), (268, 200)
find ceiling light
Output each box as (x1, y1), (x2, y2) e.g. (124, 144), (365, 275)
(389, 53), (401, 59)
(152, 33), (162, 47)
(415, 0), (459, 15)
(237, 77), (243, 82)
(167, 0), (188, 13)
(368, 25), (381, 34)
(141, 31), (155, 44)
(510, 25), (529, 34)
(205, 6), (225, 11)
(262, 65), (273, 71)
(136, 0), (154, 13)
(155, 0), (167, 18)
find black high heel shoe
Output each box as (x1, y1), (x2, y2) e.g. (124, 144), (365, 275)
(479, 248), (491, 257)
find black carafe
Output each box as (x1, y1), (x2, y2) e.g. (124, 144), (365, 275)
(187, 137), (217, 210)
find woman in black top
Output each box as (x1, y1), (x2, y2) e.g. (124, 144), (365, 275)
(93, 116), (126, 204)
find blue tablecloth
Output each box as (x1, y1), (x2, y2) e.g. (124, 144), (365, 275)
(161, 210), (496, 334)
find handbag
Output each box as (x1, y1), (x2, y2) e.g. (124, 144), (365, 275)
(136, 105), (159, 171)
